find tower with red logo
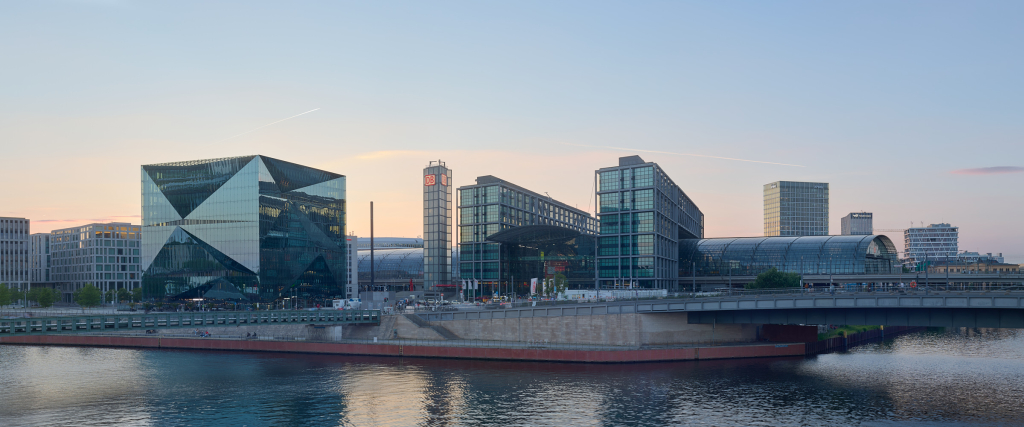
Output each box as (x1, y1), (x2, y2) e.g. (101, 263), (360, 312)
(423, 160), (452, 292)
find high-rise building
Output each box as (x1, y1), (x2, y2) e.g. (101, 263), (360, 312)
(841, 212), (873, 235)
(47, 223), (142, 303)
(29, 233), (50, 285)
(458, 175), (596, 291)
(142, 155), (346, 303)
(764, 181), (829, 236)
(423, 160), (452, 291)
(904, 223), (958, 266)
(0, 217), (30, 292)
(596, 156), (703, 290)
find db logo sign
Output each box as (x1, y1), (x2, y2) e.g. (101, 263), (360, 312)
(440, 174), (448, 186)
(425, 174), (436, 186)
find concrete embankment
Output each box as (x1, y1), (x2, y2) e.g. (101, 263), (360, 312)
(0, 334), (806, 363)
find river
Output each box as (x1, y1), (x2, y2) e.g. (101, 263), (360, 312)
(2, 328), (1023, 426)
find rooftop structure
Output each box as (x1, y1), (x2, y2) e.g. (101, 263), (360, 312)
(841, 212), (873, 236)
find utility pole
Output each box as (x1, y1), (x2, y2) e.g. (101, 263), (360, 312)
(374, 199), (378, 292)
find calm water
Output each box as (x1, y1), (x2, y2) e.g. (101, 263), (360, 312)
(2, 329), (1024, 426)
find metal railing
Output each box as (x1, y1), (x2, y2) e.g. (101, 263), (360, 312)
(0, 309), (381, 335)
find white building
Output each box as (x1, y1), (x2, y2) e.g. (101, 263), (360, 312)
(49, 223), (142, 303)
(29, 233), (51, 284)
(958, 251), (1004, 264)
(0, 217), (30, 292)
(841, 212), (873, 236)
(904, 223), (958, 266)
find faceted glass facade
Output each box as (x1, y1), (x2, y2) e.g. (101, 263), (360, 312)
(596, 156), (703, 290)
(423, 161), (452, 290)
(764, 181), (829, 236)
(141, 155), (346, 303)
(679, 235), (899, 276)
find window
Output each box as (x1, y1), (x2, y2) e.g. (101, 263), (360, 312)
(633, 189), (654, 210)
(634, 167), (654, 187)
(636, 234), (654, 255)
(599, 237), (619, 256)
(598, 258), (618, 278)
(599, 192), (620, 213)
(636, 212), (654, 233)
(599, 171), (620, 191)
(600, 215), (619, 234)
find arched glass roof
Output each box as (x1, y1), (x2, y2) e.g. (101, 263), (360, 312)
(356, 248), (461, 281)
(680, 235), (899, 276)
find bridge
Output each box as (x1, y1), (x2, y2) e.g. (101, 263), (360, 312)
(0, 309), (381, 336)
(416, 287), (1024, 329)
(681, 272), (1024, 289)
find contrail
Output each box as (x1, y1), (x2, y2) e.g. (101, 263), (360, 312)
(215, 108), (320, 143)
(560, 142), (804, 167)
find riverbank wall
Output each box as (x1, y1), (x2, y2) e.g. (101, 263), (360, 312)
(0, 334), (805, 363)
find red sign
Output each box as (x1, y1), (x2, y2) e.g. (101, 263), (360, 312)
(424, 174), (436, 186)
(440, 173), (448, 186)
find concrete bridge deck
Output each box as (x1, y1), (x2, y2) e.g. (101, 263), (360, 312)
(417, 289), (1024, 329)
(0, 310), (381, 336)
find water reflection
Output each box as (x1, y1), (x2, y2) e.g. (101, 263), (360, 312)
(1, 328), (1023, 426)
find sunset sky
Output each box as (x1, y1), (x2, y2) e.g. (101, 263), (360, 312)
(2, 2), (1021, 262)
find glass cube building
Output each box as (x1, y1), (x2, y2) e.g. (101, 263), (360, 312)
(141, 155), (346, 303)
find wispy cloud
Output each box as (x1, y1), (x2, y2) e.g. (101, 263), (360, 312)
(559, 143), (804, 167)
(35, 215), (140, 224)
(950, 166), (1024, 175)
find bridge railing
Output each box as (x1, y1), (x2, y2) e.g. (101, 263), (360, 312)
(713, 283), (1024, 298)
(0, 309), (381, 335)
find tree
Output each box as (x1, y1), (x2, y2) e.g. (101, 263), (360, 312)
(117, 288), (131, 304)
(10, 288), (26, 306)
(745, 268), (802, 289)
(0, 284), (10, 307)
(105, 289), (115, 304)
(74, 284), (103, 309)
(131, 287), (143, 303)
(28, 287), (58, 308)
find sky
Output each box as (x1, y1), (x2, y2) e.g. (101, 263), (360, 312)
(1, 1), (1021, 262)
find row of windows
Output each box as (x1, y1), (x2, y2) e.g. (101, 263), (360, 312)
(598, 189), (655, 213)
(598, 167), (654, 191)
(597, 257), (655, 278)
(599, 212), (654, 234)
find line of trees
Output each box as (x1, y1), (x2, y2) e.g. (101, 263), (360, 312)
(0, 283), (60, 308)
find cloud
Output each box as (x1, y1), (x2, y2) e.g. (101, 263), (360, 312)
(950, 166), (1024, 175)
(34, 215), (140, 224)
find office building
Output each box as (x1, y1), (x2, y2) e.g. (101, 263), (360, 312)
(142, 155), (347, 303)
(48, 223), (142, 302)
(841, 212), (873, 235)
(0, 217), (30, 292)
(29, 233), (50, 285)
(764, 181), (829, 236)
(458, 175), (596, 293)
(596, 156), (703, 290)
(904, 223), (958, 266)
(957, 251), (1003, 264)
(423, 160), (452, 291)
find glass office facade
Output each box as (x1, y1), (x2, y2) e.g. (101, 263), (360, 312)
(596, 156), (703, 290)
(141, 155), (346, 303)
(679, 235), (899, 276)
(423, 160), (452, 290)
(458, 176), (596, 294)
(764, 181), (829, 236)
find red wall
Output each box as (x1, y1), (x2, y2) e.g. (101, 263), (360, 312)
(0, 335), (806, 363)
